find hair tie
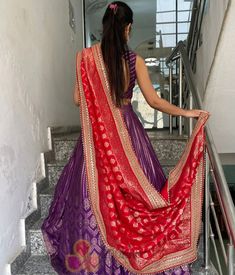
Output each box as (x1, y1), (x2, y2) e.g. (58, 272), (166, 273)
(109, 3), (118, 14)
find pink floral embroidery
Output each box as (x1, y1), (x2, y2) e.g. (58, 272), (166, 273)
(65, 239), (100, 272)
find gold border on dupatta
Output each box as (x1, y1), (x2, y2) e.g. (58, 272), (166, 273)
(168, 113), (207, 189)
(76, 46), (206, 274)
(76, 50), (108, 246)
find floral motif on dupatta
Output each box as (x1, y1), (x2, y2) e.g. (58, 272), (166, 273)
(75, 43), (209, 274)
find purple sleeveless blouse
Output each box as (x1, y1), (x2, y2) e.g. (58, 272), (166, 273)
(121, 50), (137, 99)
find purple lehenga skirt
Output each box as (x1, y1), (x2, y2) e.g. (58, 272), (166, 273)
(41, 103), (191, 274)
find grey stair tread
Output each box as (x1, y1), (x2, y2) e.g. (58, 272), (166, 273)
(42, 158), (175, 195)
(191, 261), (219, 275)
(16, 255), (216, 275)
(47, 159), (177, 167)
(29, 217), (45, 231)
(51, 125), (80, 136)
(52, 129), (188, 163)
(47, 161), (66, 167)
(16, 255), (56, 275)
(52, 129), (188, 141)
(160, 159), (177, 166)
(53, 131), (80, 141)
(147, 130), (188, 140)
(40, 186), (55, 196)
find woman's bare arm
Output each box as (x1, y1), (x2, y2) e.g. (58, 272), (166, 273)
(135, 55), (208, 118)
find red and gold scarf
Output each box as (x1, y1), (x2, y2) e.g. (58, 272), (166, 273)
(75, 43), (208, 274)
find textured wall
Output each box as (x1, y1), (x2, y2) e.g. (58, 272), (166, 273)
(0, 0), (83, 273)
(203, 0), (235, 153)
(194, 0), (229, 98)
(192, 0), (235, 153)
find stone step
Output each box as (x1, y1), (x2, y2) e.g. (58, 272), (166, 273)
(191, 259), (219, 275)
(14, 255), (218, 275)
(52, 130), (188, 162)
(14, 255), (56, 275)
(47, 162), (65, 188)
(27, 218), (47, 256)
(53, 132), (79, 163)
(39, 186), (55, 219)
(161, 159), (177, 177)
(47, 159), (176, 187)
(43, 160), (175, 218)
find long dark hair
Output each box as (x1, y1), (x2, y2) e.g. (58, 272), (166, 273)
(101, 1), (133, 108)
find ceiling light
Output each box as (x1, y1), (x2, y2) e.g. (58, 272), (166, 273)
(145, 57), (159, 67)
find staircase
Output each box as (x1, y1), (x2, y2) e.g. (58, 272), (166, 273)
(9, 126), (218, 275)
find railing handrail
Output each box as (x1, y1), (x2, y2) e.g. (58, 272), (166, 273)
(166, 41), (235, 247)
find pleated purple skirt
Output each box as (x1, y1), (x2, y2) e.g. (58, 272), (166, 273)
(41, 103), (191, 274)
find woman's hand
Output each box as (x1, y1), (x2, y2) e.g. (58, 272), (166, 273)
(184, 109), (210, 118)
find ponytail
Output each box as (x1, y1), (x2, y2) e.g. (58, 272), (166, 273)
(101, 1), (133, 108)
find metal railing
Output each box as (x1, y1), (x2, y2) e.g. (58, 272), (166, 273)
(166, 40), (235, 275)
(187, 0), (207, 71)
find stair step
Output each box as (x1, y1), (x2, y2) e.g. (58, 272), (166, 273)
(47, 162), (66, 187)
(15, 255), (56, 275)
(47, 159), (177, 187)
(39, 187), (54, 219)
(53, 130), (188, 162)
(28, 218), (47, 256)
(14, 253), (218, 275)
(153, 139), (187, 161)
(191, 259), (219, 275)
(52, 129), (188, 141)
(53, 132), (79, 162)
(43, 160), (175, 218)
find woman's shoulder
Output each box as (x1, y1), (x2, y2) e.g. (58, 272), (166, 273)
(124, 48), (136, 56)
(123, 49), (137, 62)
(126, 51), (144, 70)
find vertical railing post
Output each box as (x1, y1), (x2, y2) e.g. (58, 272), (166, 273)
(227, 239), (234, 275)
(179, 57), (183, 136)
(204, 150), (210, 270)
(189, 91), (193, 136)
(169, 62), (173, 135)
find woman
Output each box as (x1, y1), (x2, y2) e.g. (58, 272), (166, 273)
(41, 1), (209, 274)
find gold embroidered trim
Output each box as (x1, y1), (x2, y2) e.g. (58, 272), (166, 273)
(76, 50), (108, 247)
(75, 52), (81, 105)
(168, 114), (207, 189)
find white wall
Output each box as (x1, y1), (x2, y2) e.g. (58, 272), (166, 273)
(203, 0), (235, 153)
(194, 0), (229, 98)
(192, 0), (235, 153)
(0, 0), (83, 273)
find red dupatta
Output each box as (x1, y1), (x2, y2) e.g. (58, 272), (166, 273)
(75, 43), (209, 274)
